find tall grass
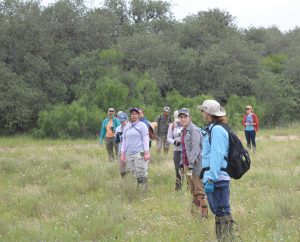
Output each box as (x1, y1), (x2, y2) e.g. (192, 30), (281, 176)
(0, 126), (299, 241)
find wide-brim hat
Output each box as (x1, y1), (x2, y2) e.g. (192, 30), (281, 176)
(198, 100), (226, 117)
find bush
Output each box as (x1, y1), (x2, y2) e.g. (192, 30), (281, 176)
(34, 102), (102, 139)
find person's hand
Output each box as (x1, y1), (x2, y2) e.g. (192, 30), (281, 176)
(174, 140), (181, 146)
(204, 180), (214, 194)
(187, 168), (193, 178)
(121, 152), (126, 162)
(144, 151), (150, 161)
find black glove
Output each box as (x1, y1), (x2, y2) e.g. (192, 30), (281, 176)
(174, 140), (181, 146)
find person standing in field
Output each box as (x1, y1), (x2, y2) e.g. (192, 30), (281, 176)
(114, 112), (129, 178)
(178, 108), (208, 219)
(121, 108), (150, 191)
(198, 100), (234, 240)
(155, 106), (172, 154)
(99, 108), (121, 162)
(167, 110), (184, 191)
(242, 105), (259, 153)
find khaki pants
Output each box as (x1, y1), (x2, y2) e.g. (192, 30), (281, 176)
(184, 165), (205, 196)
(126, 152), (149, 179)
(156, 137), (170, 153)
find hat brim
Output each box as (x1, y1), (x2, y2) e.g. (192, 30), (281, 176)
(129, 108), (139, 113)
(178, 112), (190, 117)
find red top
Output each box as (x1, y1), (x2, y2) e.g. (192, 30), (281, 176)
(242, 113), (259, 132)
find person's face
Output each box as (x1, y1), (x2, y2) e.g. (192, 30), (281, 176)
(163, 111), (169, 117)
(130, 111), (139, 122)
(201, 110), (210, 122)
(121, 120), (127, 126)
(245, 107), (251, 114)
(139, 111), (144, 118)
(108, 110), (115, 117)
(179, 114), (190, 127)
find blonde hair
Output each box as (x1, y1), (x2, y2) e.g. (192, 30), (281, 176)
(246, 105), (253, 112)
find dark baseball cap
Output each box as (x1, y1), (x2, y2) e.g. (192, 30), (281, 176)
(178, 108), (190, 117)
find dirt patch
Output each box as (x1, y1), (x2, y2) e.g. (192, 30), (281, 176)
(257, 135), (300, 141)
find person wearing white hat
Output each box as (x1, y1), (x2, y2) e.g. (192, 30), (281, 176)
(198, 100), (234, 240)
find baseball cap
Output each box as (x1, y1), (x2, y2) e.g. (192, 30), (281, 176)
(163, 106), (170, 112)
(198, 100), (226, 117)
(178, 108), (190, 117)
(118, 112), (128, 122)
(129, 107), (139, 113)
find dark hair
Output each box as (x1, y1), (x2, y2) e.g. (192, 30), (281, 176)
(211, 115), (228, 124)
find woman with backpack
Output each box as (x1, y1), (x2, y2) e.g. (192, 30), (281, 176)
(178, 108), (208, 219)
(242, 105), (259, 153)
(198, 100), (234, 241)
(167, 110), (183, 191)
(121, 108), (150, 191)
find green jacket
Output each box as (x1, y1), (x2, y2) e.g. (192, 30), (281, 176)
(99, 117), (121, 144)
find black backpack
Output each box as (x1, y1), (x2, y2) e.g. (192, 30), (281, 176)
(208, 123), (251, 179)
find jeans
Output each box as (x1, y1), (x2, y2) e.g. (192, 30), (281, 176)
(173, 151), (182, 188)
(245, 130), (256, 148)
(207, 180), (231, 216)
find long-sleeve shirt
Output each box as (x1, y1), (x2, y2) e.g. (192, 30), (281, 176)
(121, 120), (149, 155)
(167, 122), (182, 152)
(99, 117), (121, 144)
(181, 122), (203, 176)
(202, 123), (230, 183)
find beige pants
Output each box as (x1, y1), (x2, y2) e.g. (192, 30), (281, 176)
(126, 152), (149, 178)
(184, 165), (205, 196)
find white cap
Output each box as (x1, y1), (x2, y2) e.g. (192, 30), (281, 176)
(198, 100), (226, 117)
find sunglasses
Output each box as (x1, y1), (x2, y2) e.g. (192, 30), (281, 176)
(109, 110), (115, 113)
(245, 108), (251, 110)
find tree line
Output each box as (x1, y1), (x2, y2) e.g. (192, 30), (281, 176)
(0, 0), (299, 138)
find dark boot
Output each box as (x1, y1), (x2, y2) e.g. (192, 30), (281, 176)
(175, 169), (182, 191)
(219, 214), (234, 241)
(215, 216), (221, 240)
(120, 172), (126, 178)
(137, 177), (148, 192)
(198, 194), (208, 219)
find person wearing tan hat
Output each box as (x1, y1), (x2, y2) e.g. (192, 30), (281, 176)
(198, 100), (234, 240)
(178, 108), (208, 219)
(242, 105), (259, 152)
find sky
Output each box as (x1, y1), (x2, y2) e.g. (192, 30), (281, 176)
(41, 0), (300, 32)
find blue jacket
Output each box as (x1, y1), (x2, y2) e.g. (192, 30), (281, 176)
(201, 123), (230, 183)
(99, 117), (121, 144)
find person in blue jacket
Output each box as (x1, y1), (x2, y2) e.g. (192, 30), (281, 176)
(198, 100), (234, 241)
(99, 108), (121, 162)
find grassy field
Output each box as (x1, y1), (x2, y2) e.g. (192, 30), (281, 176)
(0, 125), (300, 241)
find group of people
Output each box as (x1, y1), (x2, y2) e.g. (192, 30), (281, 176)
(99, 101), (259, 241)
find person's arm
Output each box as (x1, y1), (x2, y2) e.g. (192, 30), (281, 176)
(140, 123), (150, 152)
(167, 123), (175, 144)
(188, 128), (201, 170)
(99, 119), (107, 144)
(253, 114), (259, 131)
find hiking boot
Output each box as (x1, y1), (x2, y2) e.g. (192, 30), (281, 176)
(198, 194), (208, 219)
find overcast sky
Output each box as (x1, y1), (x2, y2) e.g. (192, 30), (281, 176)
(41, 0), (300, 32)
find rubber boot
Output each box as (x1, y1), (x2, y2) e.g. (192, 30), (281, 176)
(175, 169), (182, 191)
(215, 216), (221, 240)
(198, 194), (208, 219)
(252, 146), (256, 154)
(219, 214), (234, 241)
(137, 177), (148, 192)
(120, 172), (126, 178)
